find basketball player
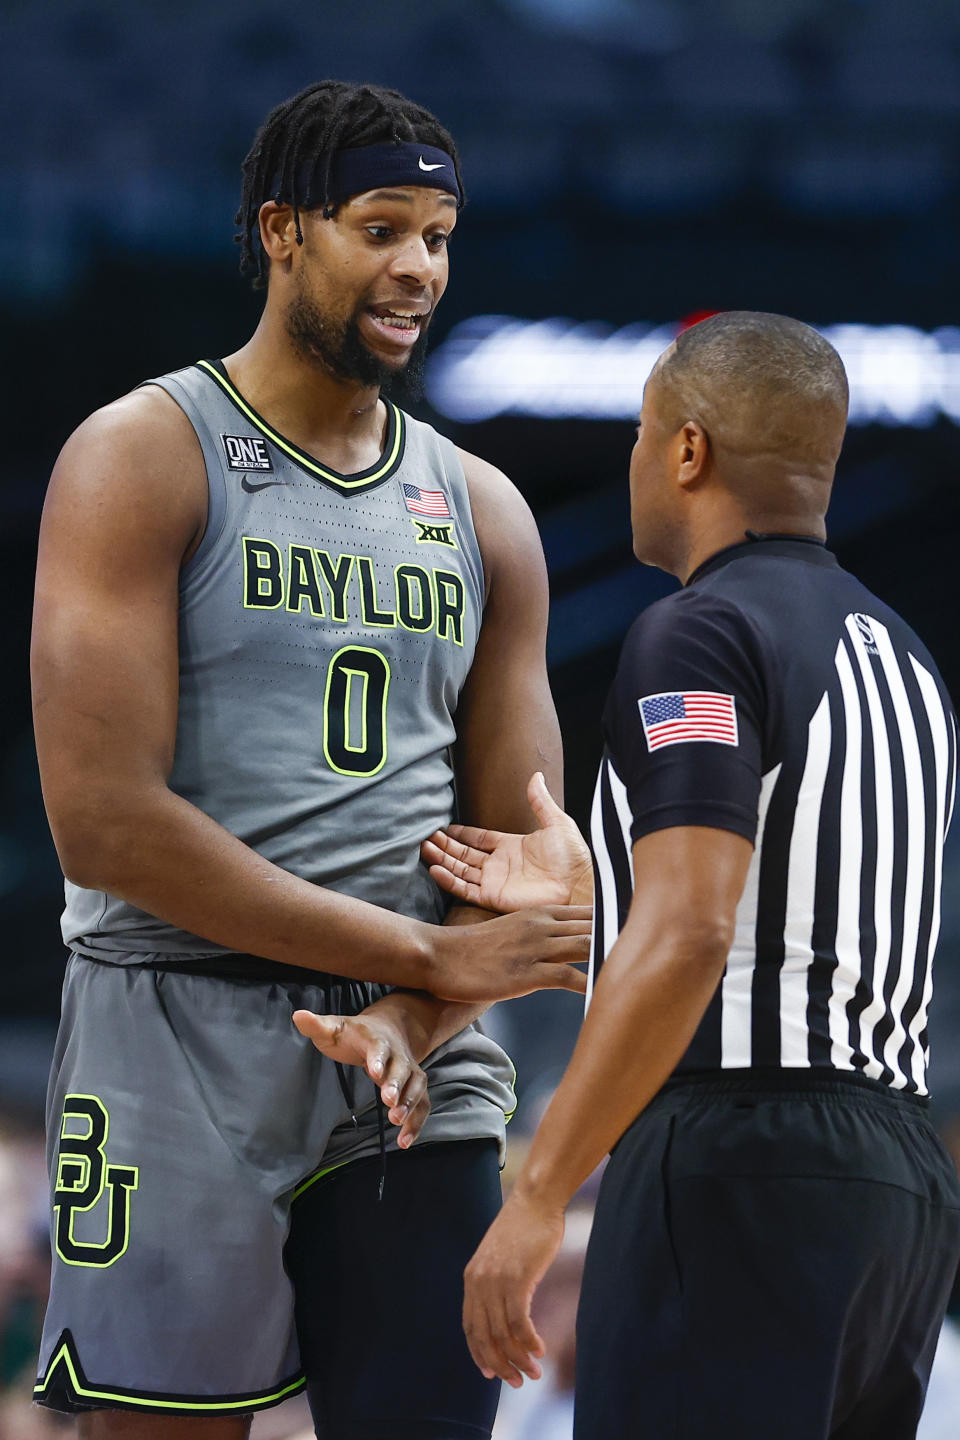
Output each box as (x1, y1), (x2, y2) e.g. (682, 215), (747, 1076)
(30, 82), (590, 1439)
(428, 314), (960, 1439)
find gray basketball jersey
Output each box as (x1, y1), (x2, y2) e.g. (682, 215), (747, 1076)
(63, 360), (485, 959)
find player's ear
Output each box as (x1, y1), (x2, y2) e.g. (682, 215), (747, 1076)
(258, 202), (300, 269)
(676, 419), (709, 488)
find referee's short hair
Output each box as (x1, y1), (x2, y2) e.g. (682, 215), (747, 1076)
(656, 311), (849, 467)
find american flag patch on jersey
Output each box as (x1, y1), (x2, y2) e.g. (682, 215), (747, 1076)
(401, 482), (450, 517)
(638, 691), (738, 751)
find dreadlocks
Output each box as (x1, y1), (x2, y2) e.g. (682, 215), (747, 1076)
(235, 80), (466, 287)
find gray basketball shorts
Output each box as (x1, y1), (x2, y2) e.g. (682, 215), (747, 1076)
(35, 953), (515, 1418)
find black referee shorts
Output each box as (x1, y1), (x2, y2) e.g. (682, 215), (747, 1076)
(575, 1071), (960, 1440)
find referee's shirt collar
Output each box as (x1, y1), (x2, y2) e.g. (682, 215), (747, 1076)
(685, 532), (836, 587)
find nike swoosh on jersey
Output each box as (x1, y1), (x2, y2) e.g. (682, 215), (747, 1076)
(418, 157), (445, 171)
(240, 476), (293, 493)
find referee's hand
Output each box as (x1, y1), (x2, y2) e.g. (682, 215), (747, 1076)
(463, 1187), (562, 1388)
(292, 1010), (429, 1148)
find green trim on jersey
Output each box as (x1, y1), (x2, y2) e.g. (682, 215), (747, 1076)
(196, 359), (405, 494)
(35, 1330), (305, 1416)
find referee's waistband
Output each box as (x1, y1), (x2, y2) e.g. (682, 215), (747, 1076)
(658, 1066), (930, 1111)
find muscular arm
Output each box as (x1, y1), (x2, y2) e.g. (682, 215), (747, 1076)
(511, 826), (752, 1204)
(462, 825), (753, 1381)
(454, 448), (563, 828)
(32, 396), (587, 999)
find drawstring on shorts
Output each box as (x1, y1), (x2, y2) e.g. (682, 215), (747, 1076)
(327, 977), (388, 1203)
(125, 955), (392, 1205)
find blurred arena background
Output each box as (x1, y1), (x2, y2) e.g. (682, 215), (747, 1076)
(2, 1), (959, 1435)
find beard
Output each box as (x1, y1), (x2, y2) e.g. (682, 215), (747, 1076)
(286, 288), (430, 402)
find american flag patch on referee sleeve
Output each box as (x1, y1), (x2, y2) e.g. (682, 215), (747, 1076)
(638, 691), (738, 751)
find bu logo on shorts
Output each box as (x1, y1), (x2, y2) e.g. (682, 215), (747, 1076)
(53, 1095), (139, 1268)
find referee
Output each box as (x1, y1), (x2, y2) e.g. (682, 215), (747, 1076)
(438, 312), (960, 1438)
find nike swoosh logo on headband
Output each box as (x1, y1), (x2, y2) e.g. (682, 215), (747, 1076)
(418, 157), (445, 171)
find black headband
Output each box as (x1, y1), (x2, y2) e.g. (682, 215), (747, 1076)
(276, 141), (462, 210)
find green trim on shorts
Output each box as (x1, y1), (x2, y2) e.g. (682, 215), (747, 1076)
(292, 1154), (356, 1201)
(292, 1134), (511, 1199)
(34, 1330), (305, 1416)
(504, 1055), (518, 1125)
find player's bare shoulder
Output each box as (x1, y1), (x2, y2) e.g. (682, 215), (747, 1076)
(456, 447), (537, 529)
(43, 383), (206, 564)
(456, 447), (545, 601)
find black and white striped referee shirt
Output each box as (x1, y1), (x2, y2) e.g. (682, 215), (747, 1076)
(589, 535), (956, 1096)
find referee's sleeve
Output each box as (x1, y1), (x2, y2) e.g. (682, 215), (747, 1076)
(604, 587), (767, 845)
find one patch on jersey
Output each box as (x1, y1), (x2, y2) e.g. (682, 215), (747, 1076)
(400, 481), (450, 517)
(638, 691), (738, 751)
(411, 518), (457, 549)
(221, 434), (273, 472)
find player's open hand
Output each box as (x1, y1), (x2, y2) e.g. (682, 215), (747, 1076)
(463, 1188), (564, 1388)
(422, 772), (593, 914)
(292, 1010), (429, 1148)
(429, 904), (591, 1003)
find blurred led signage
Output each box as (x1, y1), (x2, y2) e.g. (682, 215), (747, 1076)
(426, 318), (960, 428)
